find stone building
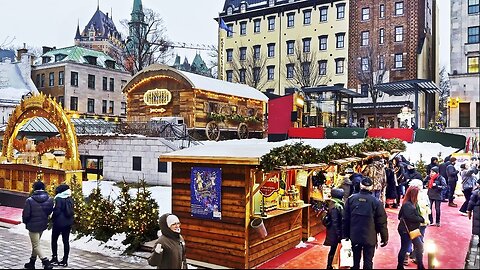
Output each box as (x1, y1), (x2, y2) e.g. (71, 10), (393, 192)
(448, 0), (479, 136)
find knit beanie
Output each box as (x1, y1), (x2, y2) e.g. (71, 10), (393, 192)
(33, 181), (45, 191)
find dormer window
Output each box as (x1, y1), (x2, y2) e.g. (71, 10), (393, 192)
(240, 3), (247, 13)
(269, 0), (275, 7)
(105, 60), (116, 69)
(42, 56), (51, 64)
(54, 54), (67, 62)
(227, 6), (233, 15)
(84, 56), (97, 65)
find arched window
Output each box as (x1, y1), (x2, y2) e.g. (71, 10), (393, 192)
(227, 6), (233, 15)
(240, 3), (247, 13)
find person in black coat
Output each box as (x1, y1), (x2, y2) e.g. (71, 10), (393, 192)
(426, 167), (447, 226)
(343, 177), (388, 269)
(438, 156), (451, 201)
(385, 161), (398, 208)
(397, 186), (425, 269)
(50, 184), (74, 267)
(404, 165), (423, 187)
(350, 173), (364, 194)
(467, 179), (480, 245)
(426, 157), (439, 175)
(323, 188), (345, 269)
(22, 181), (54, 270)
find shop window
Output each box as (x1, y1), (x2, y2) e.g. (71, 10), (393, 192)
(133, 156), (142, 171)
(459, 103), (470, 127)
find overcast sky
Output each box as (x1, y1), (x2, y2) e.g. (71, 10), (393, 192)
(0, 0), (450, 69)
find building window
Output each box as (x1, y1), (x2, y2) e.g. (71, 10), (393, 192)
(227, 24), (233, 37)
(319, 60), (327, 75)
(320, 7), (328, 22)
(121, 102), (126, 115)
(468, 0), (479, 14)
(336, 33), (345, 48)
(395, 26), (404, 42)
(40, 74), (45, 87)
(158, 161), (168, 173)
(70, 96), (78, 111)
(109, 101), (114, 114)
(335, 58), (344, 74)
(468, 56), (479, 73)
(36, 74), (40, 86)
(361, 57), (369, 71)
(395, 1), (404, 16)
(468, 26), (479, 43)
(87, 98), (95, 113)
(239, 69), (246, 83)
(379, 55), (385, 70)
(227, 6), (233, 15)
(239, 47), (247, 61)
(109, 78), (114, 91)
(267, 43), (275, 57)
(287, 13), (295, 27)
(88, 74), (95, 89)
(57, 96), (64, 108)
(303, 38), (311, 53)
(102, 100), (107, 114)
(361, 31), (370, 46)
(394, 53), (403, 68)
(362, 7), (370, 21)
(319, 35), (328, 50)
(71, 71), (78, 86)
(240, 3), (247, 13)
(303, 10), (311, 25)
(459, 103), (470, 127)
(49, 72), (54, 87)
(286, 64), (294, 79)
(287, 40), (295, 55)
(254, 19), (261, 33)
(301, 62), (310, 77)
(268, 17), (275, 31)
(269, 0), (275, 7)
(103, 77), (108, 90)
(379, 28), (385, 44)
(226, 49), (233, 62)
(267, 66), (275, 80)
(253, 45), (261, 59)
(240, 21), (247, 35)
(380, 4), (385, 18)
(58, 71), (64, 85)
(336, 3), (345, 19)
(133, 156), (142, 171)
(226, 70), (233, 82)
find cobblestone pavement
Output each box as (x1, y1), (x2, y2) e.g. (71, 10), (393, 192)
(0, 227), (154, 269)
(466, 235), (480, 269)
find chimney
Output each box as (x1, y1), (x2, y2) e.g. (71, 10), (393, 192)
(17, 43), (28, 61)
(42, 46), (53, 54)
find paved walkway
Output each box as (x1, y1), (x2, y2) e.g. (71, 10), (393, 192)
(0, 227), (153, 269)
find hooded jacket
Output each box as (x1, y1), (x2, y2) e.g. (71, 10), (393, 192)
(22, 190), (54, 232)
(52, 189), (74, 228)
(148, 213), (187, 269)
(362, 161), (386, 191)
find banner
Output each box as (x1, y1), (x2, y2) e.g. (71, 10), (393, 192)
(191, 167), (222, 220)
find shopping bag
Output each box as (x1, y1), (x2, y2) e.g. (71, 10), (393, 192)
(339, 239), (354, 268)
(332, 243), (342, 269)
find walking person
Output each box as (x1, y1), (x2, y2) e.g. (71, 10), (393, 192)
(343, 177), (389, 269)
(396, 186), (425, 269)
(393, 158), (406, 207)
(426, 167), (447, 227)
(323, 188), (345, 269)
(446, 157), (460, 207)
(426, 157), (439, 175)
(362, 157), (387, 202)
(407, 179), (431, 265)
(460, 168), (478, 215)
(438, 156), (451, 202)
(467, 178), (480, 247)
(385, 161), (399, 208)
(148, 214), (187, 269)
(22, 181), (54, 269)
(50, 184), (74, 267)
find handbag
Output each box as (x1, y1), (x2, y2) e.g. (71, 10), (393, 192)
(402, 218), (422, 240)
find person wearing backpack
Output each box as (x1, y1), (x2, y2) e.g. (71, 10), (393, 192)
(323, 188), (345, 269)
(460, 169), (478, 215)
(50, 184), (74, 267)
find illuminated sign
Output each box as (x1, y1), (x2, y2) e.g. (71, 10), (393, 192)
(143, 89), (172, 106)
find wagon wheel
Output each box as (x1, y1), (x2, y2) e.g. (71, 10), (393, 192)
(237, 123), (249, 139)
(206, 121), (221, 141)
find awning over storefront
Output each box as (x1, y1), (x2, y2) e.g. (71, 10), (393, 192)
(351, 101), (413, 110)
(303, 85), (364, 98)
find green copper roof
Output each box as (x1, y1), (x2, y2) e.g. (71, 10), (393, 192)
(35, 46), (120, 69)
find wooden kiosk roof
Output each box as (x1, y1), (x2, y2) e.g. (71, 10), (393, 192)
(122, 63), (269, 102)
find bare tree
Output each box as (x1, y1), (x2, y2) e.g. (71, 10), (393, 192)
(207, 46), (219, 79)
(439, 66), (450, 117)
(119, 8), (171, 75)
(0, 36), (15, 49)
(355, 45), (389, 127)
(229, 45), (269, 89)
(286, 42), (329, 89)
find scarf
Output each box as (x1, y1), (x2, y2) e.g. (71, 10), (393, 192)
(428, 174), (439, 189)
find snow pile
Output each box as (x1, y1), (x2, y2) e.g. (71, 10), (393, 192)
(394, 142), (458, 164)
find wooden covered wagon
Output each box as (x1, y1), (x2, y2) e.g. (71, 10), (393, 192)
(123, 64), (268, 140)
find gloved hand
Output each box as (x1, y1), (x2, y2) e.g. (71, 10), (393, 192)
(380, 240), (388, 247)
(468, 211), (472, 220)
(154, 243), (163, 253)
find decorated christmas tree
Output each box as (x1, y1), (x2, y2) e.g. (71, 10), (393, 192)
(69, 174), (86, 236)
(415, 154), (427, 179)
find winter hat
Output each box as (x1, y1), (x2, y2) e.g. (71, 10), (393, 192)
(55, 184), (70, 194)
(360, 177), (373, 191)
(33, 181), (45, 191)
(460, 164), (466, 170)
(409, 179), (424, 189)
(431, 166), (439, 173)
(166, 214), (180, 227)
(331, 188), (345, 199)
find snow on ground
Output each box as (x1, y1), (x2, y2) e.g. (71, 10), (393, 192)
(396, 142), (458, 164)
